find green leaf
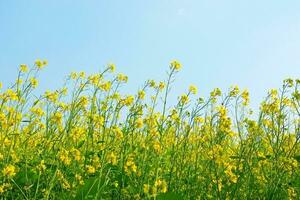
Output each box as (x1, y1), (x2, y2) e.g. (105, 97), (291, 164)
(77, 140), (85, 148)
(15, 167), (38, 186)
(75, 177), (105, 200)
(156, 192), (184, 200)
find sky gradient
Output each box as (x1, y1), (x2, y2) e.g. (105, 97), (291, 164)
(1, 1), (300, 109)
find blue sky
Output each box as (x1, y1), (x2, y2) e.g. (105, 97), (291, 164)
(1, 1), (300, 109)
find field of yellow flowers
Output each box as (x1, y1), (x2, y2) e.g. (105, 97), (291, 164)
(0, 60), (300, 199)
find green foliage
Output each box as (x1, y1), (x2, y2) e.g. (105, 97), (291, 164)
(0, 61), (299, 199)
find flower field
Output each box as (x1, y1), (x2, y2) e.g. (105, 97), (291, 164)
(1, 60), (300, 199)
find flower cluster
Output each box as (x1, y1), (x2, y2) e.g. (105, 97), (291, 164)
(0, 60), (299, 199)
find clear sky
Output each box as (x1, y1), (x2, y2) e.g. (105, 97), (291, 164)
(1, 1), (300, 109)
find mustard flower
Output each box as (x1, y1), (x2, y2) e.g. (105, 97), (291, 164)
(86, 165), (96, 174)
(189, 85), (198, 95)
(241, 89), (250, 106)
(2, 165), (16, 178)
(19, 64), (28, 73)
(170, 60), (182, 71)
(108, 63), (116, 72)
(138, 90), (146, 100)
(30, 77), (38, 88)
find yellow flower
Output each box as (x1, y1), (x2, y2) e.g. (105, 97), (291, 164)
(35, 59), (43, 68)
(0, 183), (10, 194)
(241, 89), (250, 106)
(217, 105), (227, 116)
(0, 82), (2, 89)
(123, 95), (134, 106)
(170, 60), (182, 70)
(284, 78), (294, 87)
(138, 90), (146, 100)
(37, 160), (46, 172)
(86, 165), (96, 174)
(159, 82), (165, 90)
(154, 179), (168, 193)
(161, 181), (168, 193)
(143, 184), (150, 194)
(210, 88), (222, 97)
(70, 72), (78, 80)
(2, 165), (16, 178)
(107, 152), (118, 165)
(131, 163), (137, 173)
(124, 157), (137, 175)
(6, 89), (18, 101)
(100, 81), (112, 91)
(0, 185), (4, 194)
(52, 112), (63, 124)
(149, 80), (156, 88)
(194, 116), (204, 124)
(79, 96), (89, 107)
(136, 118), (144, 129)
(189, 85), (198, 95)
(113, 126), (123, 139)
(117, 73), (128, 83)
(153, 140), (161, 153)
(229, 85), (239, 97)
(108, 63), (116, 72)
(19, 64), (28, 73)
(180, 94), (189, 104)
(269, 89), (277, 99)
(45, 90), (59, 103)
(72, 148), (81, 161)
(42, 60), (48, 66)
(79, 71), (86, 78)
(30, 107), (45, 117)
(154, 179), (162, 187)
(34, 59), (47, 69)
(212, 179), (223, 192)
(75, 174), (84, 185)
(58, 149), (71, 165)
(30, 77), (38, 88)
(92, 155), (101, 169)
(224, 165), (238, 183)
(16, 78), (23, 85)
(288, 187), (297, 199)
